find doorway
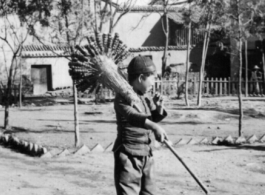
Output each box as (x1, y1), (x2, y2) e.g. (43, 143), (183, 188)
(31, 65), (52, 95)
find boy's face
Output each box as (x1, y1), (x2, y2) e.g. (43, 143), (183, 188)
(138, 74), (156, 94)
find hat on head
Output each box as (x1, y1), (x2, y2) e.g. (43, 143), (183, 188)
(254, 65), (260, 69)
(127, 56), (156, 75)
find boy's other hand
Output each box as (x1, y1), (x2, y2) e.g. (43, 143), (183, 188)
(153, 124), (168, 143)
(153, 92), (164, 107)
(145, 119), (168, 143)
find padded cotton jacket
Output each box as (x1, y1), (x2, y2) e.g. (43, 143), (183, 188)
(113, 93), (167, 156)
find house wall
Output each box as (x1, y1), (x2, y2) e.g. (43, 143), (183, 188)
(102, 12), (165, 48)
(23, 57), (72, 92)
(122, 50), (189, 75)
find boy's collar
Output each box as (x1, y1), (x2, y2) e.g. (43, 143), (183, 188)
(134, 89), (145, 96)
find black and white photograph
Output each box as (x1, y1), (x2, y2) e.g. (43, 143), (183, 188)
(0, 0), (265, 195)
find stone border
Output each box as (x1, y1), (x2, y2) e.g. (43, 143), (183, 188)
(1, 133), (264, 158)
(0, 134), (47, 157)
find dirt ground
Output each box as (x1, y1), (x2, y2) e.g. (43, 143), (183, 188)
(1, 97), (265, 195)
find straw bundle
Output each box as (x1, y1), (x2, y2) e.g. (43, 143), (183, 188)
(69, 32), (140, 107)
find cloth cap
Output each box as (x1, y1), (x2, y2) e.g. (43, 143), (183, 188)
(127, 56), (156, 75)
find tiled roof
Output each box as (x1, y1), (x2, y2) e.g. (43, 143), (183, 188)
(22, 45), (70, 51)
(22, 45), (72, 58)
(167, 12), (184, 24)
(117, 5), (181, 12)
(167, 6), (202, 24)
(22, 45), (188, 58)
(129, 46), (188, 52)
(149, 0), (188, 5)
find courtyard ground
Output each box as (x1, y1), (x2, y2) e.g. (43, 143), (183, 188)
(0, 97), (265, 195)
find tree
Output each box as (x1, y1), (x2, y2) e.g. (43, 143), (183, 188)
(219, 0), (265, 136)
(98, 0), (136, 34)
(181, 1), (202, 106)
(0, 0), (52, 130)
(30, 0), (94, 147)
(150, 0), (189, 75)
(248, 1), (265, 95)
(195, 0), (225, 106)
(182, 8), (192, 107)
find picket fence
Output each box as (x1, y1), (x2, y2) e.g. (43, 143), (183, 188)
(97, 77), (265, 99)
(1, 78), (264, 104)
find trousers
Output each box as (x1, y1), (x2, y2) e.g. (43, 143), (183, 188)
(114, 151), (156, 195)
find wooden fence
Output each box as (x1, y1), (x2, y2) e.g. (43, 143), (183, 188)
(1, 77), (264, 104)
(97, 77), (265, 99)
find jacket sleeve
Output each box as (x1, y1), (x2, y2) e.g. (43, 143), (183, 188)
(114, 95), (149, 128)
(145, 96), (167, 123)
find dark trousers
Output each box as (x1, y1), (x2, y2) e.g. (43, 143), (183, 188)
(114, 151), (156, 195)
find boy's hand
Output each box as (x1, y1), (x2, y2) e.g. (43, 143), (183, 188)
(153, 92), (164, 107)
(152, 124), (168, 143)
(145, 119), (168, 143)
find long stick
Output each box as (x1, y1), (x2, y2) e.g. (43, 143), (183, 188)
(164, 140), (209, 195)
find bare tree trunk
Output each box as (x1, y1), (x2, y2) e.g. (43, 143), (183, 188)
(109, 0), (114, 34)
(162, 5), (169, 76)
(185, 22), (191, 107)
(4, 57), (16, 129)
(245, 40), (248, 97)
(262, 52), (265, 94)
(73, 83), (80, 147)
(64, 12), (80, 147)
(238, 38), (243, 136)
(237, 0), (243, 137)
(94, 0), (98, 31)
(197, 23), (211, 106)
(99, 2), (108, 32)
(19, 58), (23, 107)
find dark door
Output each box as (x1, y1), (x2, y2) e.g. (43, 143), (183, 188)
(31, 65), (52, 95)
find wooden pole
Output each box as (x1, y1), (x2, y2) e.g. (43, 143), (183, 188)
(19, 57), (23, 108)
(237, 0), (243, 137)
(245, 41), (248, 97)
(262, 50), (265, 94)
(164, 140), (209, 195)
(73, 82), (80, 147)
(185, 21), (191, 107)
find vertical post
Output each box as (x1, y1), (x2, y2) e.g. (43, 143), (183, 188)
(227, 77), (231, 95)
(231, 77), (234, 96)
(220, 78), (223, 96)
(73, 82), (80, 147)
(215, 78), (218, 96)
(193, 76), (196, 95)
(160, 80), (162, 94)
(206, 78), (210, 95)
(224, 78), (227, 96)
(210, 78), (214, 95)
(185, 21), (192, 106)
(262, 51), (265, 94)
(19, 59), (23, 107)
(245, 41), (248, 96)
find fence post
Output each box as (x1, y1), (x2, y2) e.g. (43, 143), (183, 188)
(219, 78), (223, 96)
(214, 78), (218, 96)
(250, 80), (253, 95)
(206, 78), (209, 95)
(193, 76), (197, 95)
(210, 78), (213, 95)
(223, 78), (227, 96)
(231, 77), (234, 96)
(259, 80), (263, 95)
(241, 78), (245, 96)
